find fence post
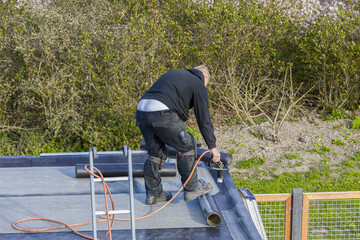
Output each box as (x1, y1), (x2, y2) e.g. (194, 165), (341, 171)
(291, 188), (303, 240)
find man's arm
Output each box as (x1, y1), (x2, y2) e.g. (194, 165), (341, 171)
(193, 88), (220, 162)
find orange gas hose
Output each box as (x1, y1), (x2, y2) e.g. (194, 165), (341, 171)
(12, 150), (211, 240)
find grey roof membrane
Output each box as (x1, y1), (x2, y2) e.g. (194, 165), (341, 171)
(0, 152), (263, 240)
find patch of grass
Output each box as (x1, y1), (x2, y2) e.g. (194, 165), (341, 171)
(233, 152), (360, 194)
(275, 159), (282, 163)
(338, 152), (360, 169)
(323, 109), (347, 122)
(351, 116), (360, 131)
(288, 161), (303, 168)
(341, 159), (355, 168)
(255, 169), (269, 176)
(340, 129), (353, 140)
(309, 144), (332, 154)
(251, 131), (265, 140)
(320, 153), (330, 164)
(243, 117), (267, 126)
(237, 142), (246, 147)
(253, 117), (267, 125)
(330, 123), (345, 131)
(223, 115), (241, 126)
(228, 148), (236, 154)
(284, 153), (301, 160)
(236, 157), (266, 169)
(350, 151), (360, 162)
(331, 139), (345, 146)
(234, 169), (360, 194)
(295, 162), (303, 167)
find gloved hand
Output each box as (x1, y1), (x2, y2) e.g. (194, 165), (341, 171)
(210, 147), (221, 163)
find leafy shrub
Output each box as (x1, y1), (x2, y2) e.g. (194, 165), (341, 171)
(0, 0), (359, 155)
(187, 126), (201, 143)
(294, 11), (360, 109)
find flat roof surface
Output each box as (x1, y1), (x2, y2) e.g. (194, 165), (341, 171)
(0, 151), (263, 240)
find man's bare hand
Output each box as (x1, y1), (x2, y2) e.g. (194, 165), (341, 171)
(210, 147), (221, 163)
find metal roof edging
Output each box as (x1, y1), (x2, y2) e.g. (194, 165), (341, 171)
(214, 171), (263, 240)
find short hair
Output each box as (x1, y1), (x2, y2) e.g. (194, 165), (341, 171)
(194, 65), (210, 80)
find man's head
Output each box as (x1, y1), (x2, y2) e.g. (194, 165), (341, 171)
(194, 65), (210, 86)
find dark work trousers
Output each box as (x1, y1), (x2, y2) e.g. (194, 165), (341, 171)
(136, 110), (198, 197)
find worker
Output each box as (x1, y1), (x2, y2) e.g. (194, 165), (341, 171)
(136, 65), (221, 205)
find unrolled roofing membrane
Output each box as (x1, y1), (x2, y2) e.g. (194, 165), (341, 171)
(0, 151), (264, 240)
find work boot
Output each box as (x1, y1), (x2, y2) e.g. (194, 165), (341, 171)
(184, 182), (213, 201)
(145, 191), (172, 205)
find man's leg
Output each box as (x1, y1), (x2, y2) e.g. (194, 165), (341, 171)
(140, 130), (172, 205)
(177, 148), (199, 191)
(136, 111), (172, 205)
(175, 133), (213, 201)
(149, 114), (198, 191)
(151, 113), (213, 200)
(143, 157), (172, 205)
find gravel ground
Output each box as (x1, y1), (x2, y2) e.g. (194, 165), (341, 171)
(205, 111), (360, 181)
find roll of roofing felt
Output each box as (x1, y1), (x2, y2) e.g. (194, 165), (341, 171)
(198, 191), (222, 227)
(75, 163), (177, 178)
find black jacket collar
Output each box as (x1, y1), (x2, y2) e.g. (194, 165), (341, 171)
(187, 68), (204, 83)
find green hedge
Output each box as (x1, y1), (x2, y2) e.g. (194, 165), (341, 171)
(0, 0), (359, 155)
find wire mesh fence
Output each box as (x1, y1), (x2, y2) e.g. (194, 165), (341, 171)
(257, 201), (287, 240)
(307, 198), (360, 239)
(255, 192), (360, 240)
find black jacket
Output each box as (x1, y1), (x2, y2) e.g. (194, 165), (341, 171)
(141, 68), (216, 149)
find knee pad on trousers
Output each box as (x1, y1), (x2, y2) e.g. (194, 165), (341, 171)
(178, 149), (196, 157)
(148, 155), (167, 170)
